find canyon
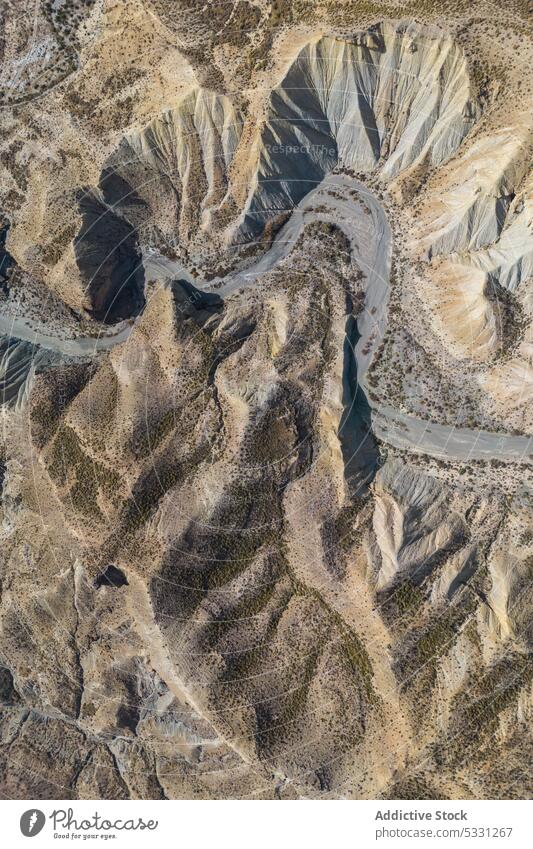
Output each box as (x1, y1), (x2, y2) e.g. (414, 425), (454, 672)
(0, 1), (531, 801)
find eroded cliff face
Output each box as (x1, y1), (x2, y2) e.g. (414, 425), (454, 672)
(244, 22), (478, 230)
(104, 89), (244, 253)
(0, 3), (532, 801)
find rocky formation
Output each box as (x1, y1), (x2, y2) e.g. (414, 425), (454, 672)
(243, 22), (478, 234)
(0, 2), (532, 801)
(104, 88), (243, 252)
(74, 190), (145, 323)
(97, 21), (479, 256)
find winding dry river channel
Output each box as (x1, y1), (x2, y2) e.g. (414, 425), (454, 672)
(0, 173), (531, 465)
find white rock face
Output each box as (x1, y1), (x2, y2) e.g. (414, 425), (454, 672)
(414, 124), (533, 371)
(416, 126), (531, 260)
(462, 171), (533, 293)
(0, 336), (41, 409)
(427, 260), (499, 361)
(103, 22), (479, 249)
(105, 88), (243, 247)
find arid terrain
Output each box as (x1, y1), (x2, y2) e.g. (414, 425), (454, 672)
(0, 1), (532, 800)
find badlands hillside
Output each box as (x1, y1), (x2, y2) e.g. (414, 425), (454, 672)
(0, 0), (532, 800)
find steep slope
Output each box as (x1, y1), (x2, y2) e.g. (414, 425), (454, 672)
(243, 22), (479, 235)
(103, 88), (244, 252)
(99, 21), (479, 262)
